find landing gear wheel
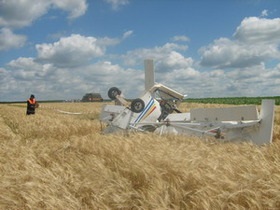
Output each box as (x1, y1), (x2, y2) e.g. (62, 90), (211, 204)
(108, 87), (121, 100)
(131, 98), (145, 113)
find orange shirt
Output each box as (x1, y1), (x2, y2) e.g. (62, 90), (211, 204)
(28, 99), (36, 104)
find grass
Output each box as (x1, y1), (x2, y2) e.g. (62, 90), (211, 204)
(185, 96), (280, 105)
(0, 102), (279, 209)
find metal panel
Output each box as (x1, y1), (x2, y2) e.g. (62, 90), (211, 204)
(144, 59), (155, 91)
(248, 100), (275, 145)
(99, 105), (126, 122)
(190, 105), (259, 122)
(166, 113), (191, 121)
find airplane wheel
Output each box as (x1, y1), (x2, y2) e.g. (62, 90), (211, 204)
(108, 87), (121, 100)
(140, 125), (157, 132)
(131, 98), (145, 113)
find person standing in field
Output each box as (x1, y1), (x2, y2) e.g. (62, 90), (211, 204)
(26, 94), (39, 115)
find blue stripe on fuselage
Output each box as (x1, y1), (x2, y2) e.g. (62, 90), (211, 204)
(133, 98), (154, 125)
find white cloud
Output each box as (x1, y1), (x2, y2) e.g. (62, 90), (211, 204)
(0, 0), (49, 28)
(51, 0), (88, 19)
(171, 35), (190, 42)
(170, 63), (280, 98)
(81, 62), (144, 97)
(1, 46), (279, 101)
(104, 0), (130, 10)
(123, 43), (188, 66)
(1, 11), (280, 101)
(122, 30), (133, 39)
(7, 57), (54, 80)
(234, 17), (280, 44)
(223, 63), (278, 96)
(0, 28), (26, 50)
(96, 36), (120, 47)
(156, 51), (193, 72)
(200, 17), (280, 68)
(1, 57), (144, 101)
(1, 57), (57, 101)
(0, 31), (143, 101)
(199, 38), (278, 68)
(36, 34), (114, 67)
(0, 0), (87, 28)
(0, 0), (88, 51)
(260, 10), (268, 17)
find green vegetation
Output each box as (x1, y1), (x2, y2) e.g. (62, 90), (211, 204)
(185, 96), (280, 105)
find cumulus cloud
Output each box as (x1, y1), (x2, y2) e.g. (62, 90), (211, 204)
(1, 9), (280, 101)
(200, 17), (280, 68)
(223, 63), (278, 96)
(35, 34), (119, 67)
(0, 0), (88, 51)
(234, 17), (280, 44)
(0, 29), (144, 100)
(199, 38), (279, 68)
(7, 57), (54, 80)
(1, 58), (144, 101)
(156, 51), (193, 72)
(0, 28), (26, 50)
(80, 61), (144, 97)
(0, 0), (87, 28)
(123, 43), (188, 66)
(0, 0), (49, 28)
(1, 57), (57, 101)
(51, 0), (88, 19)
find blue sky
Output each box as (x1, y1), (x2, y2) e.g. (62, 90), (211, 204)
(1, 0), (280, 101)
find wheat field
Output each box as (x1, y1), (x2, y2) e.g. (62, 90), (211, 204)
(0, 102), (279, 210)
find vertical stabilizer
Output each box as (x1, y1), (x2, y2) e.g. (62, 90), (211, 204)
(250, 100), (275, 145)
(144, 59), (155, 91)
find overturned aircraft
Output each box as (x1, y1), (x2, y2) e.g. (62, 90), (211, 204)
(100, 59), (275, 145)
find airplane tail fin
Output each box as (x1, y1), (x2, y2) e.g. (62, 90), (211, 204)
(250, 100), (275, 145)
(144, 59), (155, 91)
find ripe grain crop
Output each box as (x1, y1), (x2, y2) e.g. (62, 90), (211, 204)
(0, 102), (279, 209)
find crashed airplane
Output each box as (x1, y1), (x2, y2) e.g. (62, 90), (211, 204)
(100, 59), (275, 145)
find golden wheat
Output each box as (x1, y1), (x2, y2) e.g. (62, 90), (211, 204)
(0, 103), (279, 209)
